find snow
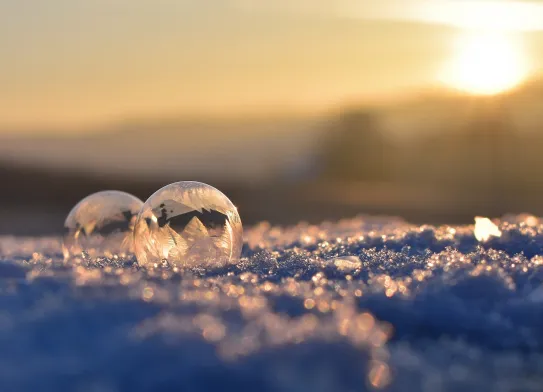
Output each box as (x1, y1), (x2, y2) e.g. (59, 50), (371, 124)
(1, 214), (543, 391)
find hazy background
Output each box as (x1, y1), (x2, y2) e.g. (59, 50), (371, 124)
(2, 0), (543, 234)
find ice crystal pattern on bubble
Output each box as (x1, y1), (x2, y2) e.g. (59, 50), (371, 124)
(63, 191), (144, 259)
(134, 181), (243, 268)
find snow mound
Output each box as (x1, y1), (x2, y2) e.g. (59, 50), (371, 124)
(1, 214), (543, 391)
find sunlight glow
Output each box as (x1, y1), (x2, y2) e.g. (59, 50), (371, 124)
(440, 32), (528, 96)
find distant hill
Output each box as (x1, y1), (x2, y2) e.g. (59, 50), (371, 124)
(0, 117), (326, 184)
(3, 79), (543, 234)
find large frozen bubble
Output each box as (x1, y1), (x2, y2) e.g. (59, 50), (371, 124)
(133, 181), (243, 269)
(63, 191), (144, 259)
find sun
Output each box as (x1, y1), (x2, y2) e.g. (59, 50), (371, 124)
(440, 32), (528, 96)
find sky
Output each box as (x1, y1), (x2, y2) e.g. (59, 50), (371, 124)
(1, 0), (543, 132)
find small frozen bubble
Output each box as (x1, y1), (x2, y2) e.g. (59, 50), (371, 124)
(133, 181), (243, 269)
(63, 191), (144, 259)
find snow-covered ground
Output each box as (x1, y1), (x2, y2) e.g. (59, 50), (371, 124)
(1, 214), (543, 391)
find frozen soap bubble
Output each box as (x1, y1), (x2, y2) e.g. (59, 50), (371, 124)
(63, 191), (144, 259)
(133, 181), (243, 269)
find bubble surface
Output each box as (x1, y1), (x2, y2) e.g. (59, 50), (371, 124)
(134, 181), (243, 268)
(63, 191), (144, 259)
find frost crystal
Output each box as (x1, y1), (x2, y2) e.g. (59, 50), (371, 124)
(474, 216), (502, 242)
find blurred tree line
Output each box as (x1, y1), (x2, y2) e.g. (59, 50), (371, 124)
(319, 97), (541, 201)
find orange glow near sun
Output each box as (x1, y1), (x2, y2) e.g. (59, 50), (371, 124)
(441, 31), (529, 96)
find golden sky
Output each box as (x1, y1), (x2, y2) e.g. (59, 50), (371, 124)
(1, 0), (543, 132)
